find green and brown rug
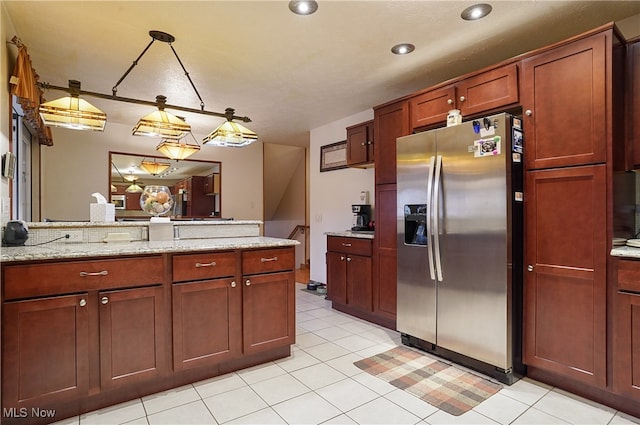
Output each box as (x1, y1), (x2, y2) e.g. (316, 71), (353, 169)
(354, 346), (502, 416)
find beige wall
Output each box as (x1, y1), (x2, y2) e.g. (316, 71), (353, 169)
(309, 110), (375, 284)
(41, 122), (264, 222)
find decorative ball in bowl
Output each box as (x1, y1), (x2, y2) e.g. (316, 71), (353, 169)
(140, 185), (174, 216)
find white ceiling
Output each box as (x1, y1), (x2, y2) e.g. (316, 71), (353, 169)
(4, 1), (640, 148)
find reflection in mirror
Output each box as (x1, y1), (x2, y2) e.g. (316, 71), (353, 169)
(109, 151), (221, 219)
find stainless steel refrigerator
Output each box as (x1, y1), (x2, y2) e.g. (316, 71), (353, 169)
(396, 112), (524, 384)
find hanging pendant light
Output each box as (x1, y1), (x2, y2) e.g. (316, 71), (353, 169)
(203, 108), (258, 148)
(123, 175), (144, 193)
(140, 158), (171, 176)
(39, 80), (107, 131)
(132, 95), (191, 139)
(156, 129), (201, 160)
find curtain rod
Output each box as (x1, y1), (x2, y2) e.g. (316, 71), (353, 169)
(37, 82), (253, 123)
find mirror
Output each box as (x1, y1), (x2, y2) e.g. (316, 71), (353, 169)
(109, 151), (221, 219)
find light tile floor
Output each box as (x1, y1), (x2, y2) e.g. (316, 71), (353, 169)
(53, 283), (640, 425)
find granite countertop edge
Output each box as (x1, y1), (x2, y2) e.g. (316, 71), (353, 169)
(1, 237), (299, 262)
(611, 246), (640, 259)
(325, 231), (375, 240)
(17, 220), (262, 229)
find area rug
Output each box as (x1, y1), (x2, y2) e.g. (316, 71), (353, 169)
(354, 346), (502, 416)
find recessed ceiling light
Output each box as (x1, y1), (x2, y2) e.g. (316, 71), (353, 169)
(461, 3), (492, 20)
(289, 1), (318, 15)
(391, 43), (415, 55)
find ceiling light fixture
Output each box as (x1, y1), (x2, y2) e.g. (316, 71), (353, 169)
(203, 108), (258, 148)
(391, 43), (415, 55)
(124, 176), (144, 193)
(288, 1), (318, 15)
(461, 3), (492, 20)
(39, 80), (106, 131)
(156, 131), (201, 161)
(140, 158), (171, 176)
(38, 30), (256, 146)
(132, 95), (191, 138)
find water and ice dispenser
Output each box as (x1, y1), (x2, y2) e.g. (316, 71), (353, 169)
(404, 204), (428, 245)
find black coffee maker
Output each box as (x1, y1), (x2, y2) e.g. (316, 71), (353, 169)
(351, 204), (371, 231)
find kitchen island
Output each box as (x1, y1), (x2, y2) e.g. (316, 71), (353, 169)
(1, 221), (299, 425)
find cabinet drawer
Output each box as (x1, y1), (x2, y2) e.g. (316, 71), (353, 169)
(242, 248), (294, 275)
(327, 236), (372, 256)
(3, 256), (164, 300)
(617, 260), (640, 293)
(173, 251), (237, 282)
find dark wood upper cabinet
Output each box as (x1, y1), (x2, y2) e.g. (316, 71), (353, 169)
(346, 120), (374, 168)
(409, 85), (456, 130)
(409, 63), (518, 131)
(628, 40), (640, 168)
(522, 32), (608, 170)
(374, 100), (410, 185)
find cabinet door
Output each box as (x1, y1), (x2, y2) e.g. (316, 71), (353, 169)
(629, 41), (640, 168)
(99, 286), (168, 389)
(125, 192), (141, 211)
(326, 251), (347, 305)
(3, 294), (89, 410)
(346, 254), (372, 312)
(410, 85), (456, 130)
(347, 121), (374, 167)
(522, 32), (607, 169)
(172, 278), (241, 370)
(374, 184), (397, 321)
(456, 63), (519, 116)
(613, 290), (640, 398)
(524, 165), (607, 387)
(242, 271), (295, 354)
(374, 101), (410, 185)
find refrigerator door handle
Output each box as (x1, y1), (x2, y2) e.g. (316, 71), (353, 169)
(433, 154), (443, 282)
(426, 155), (436, 280)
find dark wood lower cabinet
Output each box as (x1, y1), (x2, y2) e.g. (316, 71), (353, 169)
(242, 271), (296, 355)
(2, 294), (89, 411)
(99, 286), (168, 389)
(1, 247), (296, 425)
(613, 290), (640, 398)
(172, 278), (241, 370)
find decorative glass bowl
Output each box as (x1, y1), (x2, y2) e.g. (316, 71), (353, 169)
(140, 185), (174, 216)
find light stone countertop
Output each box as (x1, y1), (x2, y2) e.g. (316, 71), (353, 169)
(611, 246), (640, 259)
(325, 230), (375, 240)
(20, 220), (262, 228)
(1, 237), (298, 263)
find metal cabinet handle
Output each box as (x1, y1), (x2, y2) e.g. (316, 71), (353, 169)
(342, 243), (352, 247)
(101, 296), (109, 305)
(260, 257), (278, 262)
(195, 261), (217, 268)
(361, 142), (366, 146)
(79, 299), (87, 307)
(340, 256), (345, 261)
(347, 257), (352, 262)
(447, 99), (453, 105)
(459, 96), (466, 102)
(245, 279), (251, 286)
(231, 281), (237, 288)
(527, 265), (534, 272)
(525, 110), (532, 116)
(79, 270), (108, 277)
